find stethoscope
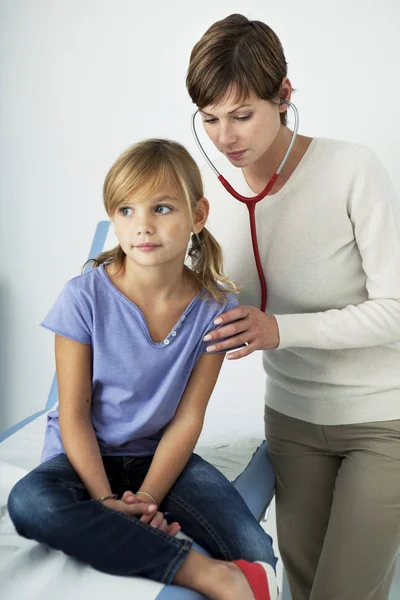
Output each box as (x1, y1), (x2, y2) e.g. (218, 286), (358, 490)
(191, 100), (299, 313)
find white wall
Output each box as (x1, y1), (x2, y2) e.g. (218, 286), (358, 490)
(1, 0), (399, 436)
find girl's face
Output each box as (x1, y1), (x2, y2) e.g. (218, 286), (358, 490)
(200, 88), (282, 167)
(113, 175), (208, 271)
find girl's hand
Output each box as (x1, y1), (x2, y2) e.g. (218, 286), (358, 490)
(120, 491), (181, 537)
(101, 496), (158, 517)
(203, 305), (280, 359)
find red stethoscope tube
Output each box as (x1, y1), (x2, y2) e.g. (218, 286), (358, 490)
(191, 101), (299, 312)
(218, 173), (278, 313)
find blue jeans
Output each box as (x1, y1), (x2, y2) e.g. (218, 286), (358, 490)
(8, 452), (276, 584)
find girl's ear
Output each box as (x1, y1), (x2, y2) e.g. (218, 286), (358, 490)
(192, 197), (210, 234)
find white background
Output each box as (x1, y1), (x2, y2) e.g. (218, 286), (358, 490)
(1, 0), (399, 435)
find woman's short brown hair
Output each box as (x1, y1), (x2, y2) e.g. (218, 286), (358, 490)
(187, 13), (288, 125)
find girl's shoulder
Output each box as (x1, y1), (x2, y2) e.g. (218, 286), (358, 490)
(58, 265), (109, 315)
(220, 290), (239, 310)
(197, 288), (239, 317)
(65, 264), (105, 295)
(41, 267), (106, 343)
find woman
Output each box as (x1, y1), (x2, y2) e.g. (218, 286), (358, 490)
(186, 13), (400, 600)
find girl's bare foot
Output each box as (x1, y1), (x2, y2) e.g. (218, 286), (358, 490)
(213, 561), (256, 599)
(173, 551), (260, 599)
(173, 549), (277, 599)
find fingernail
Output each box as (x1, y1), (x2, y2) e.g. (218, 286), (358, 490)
(206, 345), (216, 353)
(214, 318), (222, 325)
(148, 504), (157, 511)
(203, 334), (212, 341)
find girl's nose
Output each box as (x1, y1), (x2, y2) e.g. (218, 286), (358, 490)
(136, 215), (155, 235)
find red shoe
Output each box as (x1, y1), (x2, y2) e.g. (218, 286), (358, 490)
(233, 560), (278, 600)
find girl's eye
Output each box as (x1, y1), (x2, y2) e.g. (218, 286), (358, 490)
(203, 118), (217, 124)
(119, 207), (133, 216)
(155, 205), (172, 214)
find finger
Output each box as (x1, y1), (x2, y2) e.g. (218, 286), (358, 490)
(128, 503), (157, 516)
(212, 306), (254, 326)
(140, 509), (165, 525)
(206, 333), (252, 354)
(140, 513), (154, 524)
(149, 512), (165, 528)
(167, 522), (181, 537)
(121, 490), (137, 504)
(204, 319), (249, 344)
(157, 518), (168, 532)
(226, 343), (257, 360)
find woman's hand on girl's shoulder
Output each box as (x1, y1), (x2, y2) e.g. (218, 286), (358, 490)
(203, 305), (280, 359)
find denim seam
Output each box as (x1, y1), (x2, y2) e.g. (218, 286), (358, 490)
(167, 491), (232, 560)
(161, 539), (193, 584)
(97, 501), (185, 548)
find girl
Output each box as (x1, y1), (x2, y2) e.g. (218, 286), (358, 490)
(186, 13), (400, 600)
(7, 139), (278, 600)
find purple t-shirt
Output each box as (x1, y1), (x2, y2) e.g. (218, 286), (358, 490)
(40, 264), (238, 462)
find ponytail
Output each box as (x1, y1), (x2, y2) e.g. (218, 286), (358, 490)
(188, 227), (239, 303)
(83, 244), (125, 273)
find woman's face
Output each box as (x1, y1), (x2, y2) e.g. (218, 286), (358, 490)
(200, 88), (282, 167)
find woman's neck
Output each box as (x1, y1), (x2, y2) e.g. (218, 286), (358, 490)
(243, 127), (313, 195)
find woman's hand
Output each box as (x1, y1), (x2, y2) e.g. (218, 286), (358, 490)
(116, 491), (181, 537)
(203, 305), (280, 359)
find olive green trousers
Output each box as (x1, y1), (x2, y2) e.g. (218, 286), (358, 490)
(265, 405), (400, 600)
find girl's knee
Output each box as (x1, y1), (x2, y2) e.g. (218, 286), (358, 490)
(8, 474), (53, 537)
(8, 477), (34, 533)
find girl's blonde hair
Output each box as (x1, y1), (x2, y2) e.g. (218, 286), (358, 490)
(89, 139), (238, 303)
(187, 13), (289, 125)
